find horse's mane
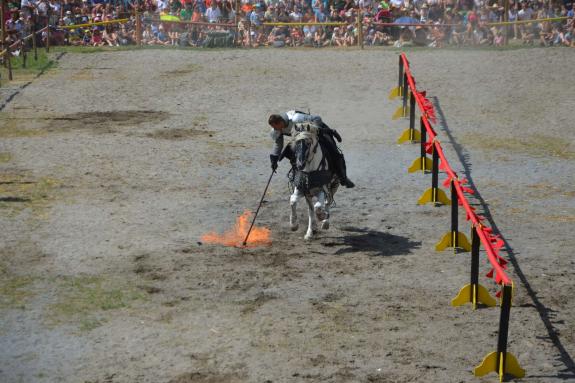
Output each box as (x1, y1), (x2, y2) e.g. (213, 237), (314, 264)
(291, 122), (320, 143)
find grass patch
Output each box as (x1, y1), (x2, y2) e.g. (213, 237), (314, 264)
(461, 133), (575, 160)
(47, 275), (146, 331)
(0, 152), (12, 163)
(0, 115), (46, 138)
(0, 49), (56, 85)
(0, 172), (59, 216)
(0, 275), (35, 309)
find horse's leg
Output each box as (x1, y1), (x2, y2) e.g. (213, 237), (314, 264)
(314, 191), (330, 230)
(304, 196), (316, 241)
(290, 188), (302, 231)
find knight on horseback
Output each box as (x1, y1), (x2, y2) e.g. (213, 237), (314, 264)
(268, 111), (355, 189)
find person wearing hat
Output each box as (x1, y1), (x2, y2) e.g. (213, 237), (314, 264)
(419, 2), (429, 22)
(375, 2), (391, 22)
(63, 10), (74, 25)
(268, 111), (355, 188)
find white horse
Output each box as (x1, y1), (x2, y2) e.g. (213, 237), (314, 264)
(287, 122), (339, 241)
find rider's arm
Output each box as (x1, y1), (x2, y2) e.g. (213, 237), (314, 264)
(270, 129), (284, 157)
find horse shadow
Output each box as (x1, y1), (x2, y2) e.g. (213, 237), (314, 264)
(321, 226), (421, 257)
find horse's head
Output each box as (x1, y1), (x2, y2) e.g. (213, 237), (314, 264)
(291, 123), (320, 171)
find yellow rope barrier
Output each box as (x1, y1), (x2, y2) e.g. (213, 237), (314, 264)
(57, 18), (130, 29)
(486, 16), (569, 26)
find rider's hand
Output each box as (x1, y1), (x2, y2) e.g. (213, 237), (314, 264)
(270, 154), (279, 171)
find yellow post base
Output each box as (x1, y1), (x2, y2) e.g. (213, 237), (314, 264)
(474, 351), (525, 381)
(451, 283), (496, 308)
(397, 128), (421, 144)
(435, 231), (471, 252)
(392, 105), (410, 120)
(388, 86), (403, 100)
(417, 187), (451, 206)
(408, 157), (433, 173)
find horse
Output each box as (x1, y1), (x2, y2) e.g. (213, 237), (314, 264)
(286, 122), (339, 241)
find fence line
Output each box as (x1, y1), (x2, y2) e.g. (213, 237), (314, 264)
(390, 52), (525, 381)
(1, 26), (48, 82)
(57, 19), (131, 30)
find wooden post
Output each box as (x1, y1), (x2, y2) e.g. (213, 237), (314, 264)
(33, 26), (37, 61)
(46, 17), (50, 52)
(22, 41), (27, 68)
(235, 0), (239, 46)
(7, 46), (13, 80)
(503, 0), (509, 45)
(135, 7), (142, 46)
(1, 0), (5, 68)
(357, 11), (363, 48)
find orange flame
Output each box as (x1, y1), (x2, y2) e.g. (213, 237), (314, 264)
(201, 210), (271, 247)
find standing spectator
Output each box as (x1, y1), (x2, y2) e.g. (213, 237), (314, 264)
(180, 2), (193, 20)
(252, 3), (267, 44)
(206, 0), (222, 22)
(63, 9), (74, 25)
(508, 2), (518, 38)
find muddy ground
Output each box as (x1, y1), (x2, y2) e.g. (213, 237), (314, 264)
(0, 47), (574, 383)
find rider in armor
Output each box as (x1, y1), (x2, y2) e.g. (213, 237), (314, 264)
(268, 111), (355, 188)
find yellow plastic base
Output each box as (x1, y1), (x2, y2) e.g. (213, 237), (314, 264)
(435, 231), (471, 252)
(388, 86), (403, 100)
(397, 128), (421, 144)
(451, 283), (496, 309)
(474, 351), (525, 381)
(392, 105), (410, 120)
(408, 157), (433, 173)
(417, 187), (451, 205)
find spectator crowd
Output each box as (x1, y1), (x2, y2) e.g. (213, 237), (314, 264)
(2, 0), (574, 49)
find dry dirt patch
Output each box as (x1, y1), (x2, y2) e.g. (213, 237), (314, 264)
(46, 110), (170, 132)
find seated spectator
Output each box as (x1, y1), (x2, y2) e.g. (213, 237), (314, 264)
(493, 28), (504, 46)
(103, 24), (119, 46)
(331, 26), (345, 46)
(313, 26), (328, 47)
(91, 28), (105, 46)
(377, 30), (392, 45)
(344, 24), (355, 46)
(289, 26), (304, 46)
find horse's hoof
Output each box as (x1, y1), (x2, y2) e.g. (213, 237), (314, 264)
(304, 233), (313, 241)
(321, 220), (330, 230)
(290, 224), (299, 231)
(315, 208), (327, 221)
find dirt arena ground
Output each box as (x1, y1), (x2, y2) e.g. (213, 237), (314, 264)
(1, 47), (574, 383)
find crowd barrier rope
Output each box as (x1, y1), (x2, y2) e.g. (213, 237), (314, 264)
(389, 53), (525, 381)
(56, 19), (131, 30)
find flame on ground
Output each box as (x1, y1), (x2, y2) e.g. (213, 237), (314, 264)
(201, 210), (271, 247)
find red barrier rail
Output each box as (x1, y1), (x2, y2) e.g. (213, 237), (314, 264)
(391, 53), (525, 381)
(400, 53), (511, 286)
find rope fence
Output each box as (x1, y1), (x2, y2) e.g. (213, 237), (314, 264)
(1, 12), (572, 82)
(389, 52), (525, 381)
(1, 26), (48, 83)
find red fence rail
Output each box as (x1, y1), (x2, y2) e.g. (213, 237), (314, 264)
(390, 52), (525, 381)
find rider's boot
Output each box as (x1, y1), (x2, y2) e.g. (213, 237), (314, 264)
(340, 176), (355, 188)
(335, 154), (355, 188)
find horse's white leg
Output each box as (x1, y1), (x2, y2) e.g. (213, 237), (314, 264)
(304, 196), (316, 241)
(314, 191), (330, 230)
(290, 188), (302, 231)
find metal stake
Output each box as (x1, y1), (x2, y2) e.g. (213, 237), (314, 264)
(242, 170), (275, 246)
